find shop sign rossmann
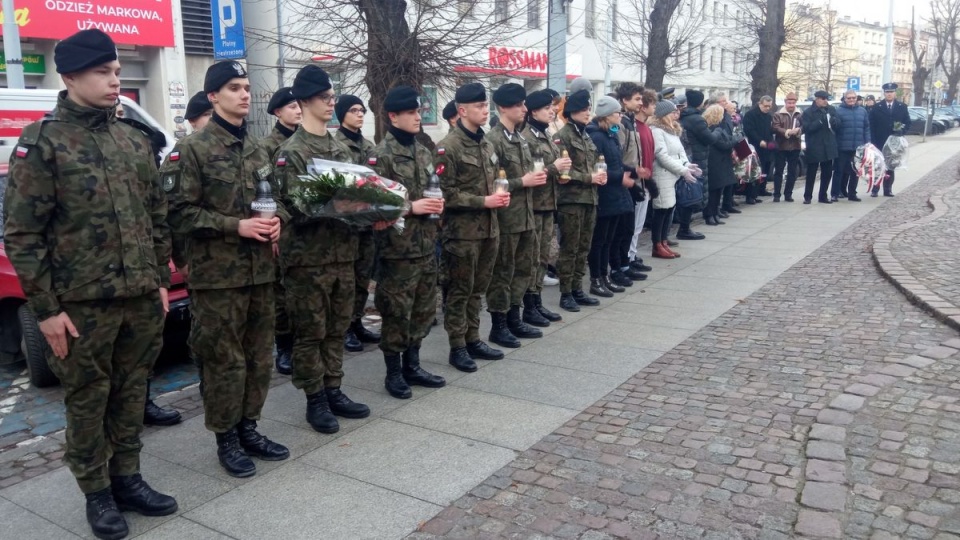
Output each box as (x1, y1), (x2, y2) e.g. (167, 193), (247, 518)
(454, 46), (581, 79)
(0, 0), (175, 47)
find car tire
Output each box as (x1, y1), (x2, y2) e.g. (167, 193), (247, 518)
(18, 304), (59, 387)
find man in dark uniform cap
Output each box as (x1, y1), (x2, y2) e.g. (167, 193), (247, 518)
(869, 82), (911, 196)
(184, 91), (213, 132)
(5, 28), (177, 539)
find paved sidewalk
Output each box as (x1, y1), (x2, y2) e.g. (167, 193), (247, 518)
(1, 132), (959, 539)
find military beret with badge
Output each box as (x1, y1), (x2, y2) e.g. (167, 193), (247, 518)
(267, 87), (296, 116)
(384, 86), (420, 113)
(204, 61), (248, 93)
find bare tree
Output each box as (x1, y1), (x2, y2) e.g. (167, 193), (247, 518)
(802, 3), (854, 95)
(903, 8), (932, 105)
(929, 0), (960, 103)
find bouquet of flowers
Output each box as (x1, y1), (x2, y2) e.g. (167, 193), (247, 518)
(290, 158), (409, 231)
(734, 144), (762, 184)
(854, 143), (887, 192)
(882, 135), (909, 170)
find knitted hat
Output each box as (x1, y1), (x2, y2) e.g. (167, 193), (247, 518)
(54, 29), (117, 74)
(654, 99), (677, 118)
(594, 96), (620, 118)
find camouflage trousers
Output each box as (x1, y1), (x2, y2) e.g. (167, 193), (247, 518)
(286, 263), (354, 394)
(49, 293), (164, 494)
(275, 258), (290, 336)
(443, 236), (498, 348)
(375, 255), (437, 354)
(353, 231), (376, 322)
(529, 211), (555, 294)
(487, 229), (536, 313)
(557, 204), (597, 294)
(191, 285), (274, 433)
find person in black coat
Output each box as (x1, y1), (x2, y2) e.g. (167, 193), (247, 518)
(801, 91), (841, 204)
(678, 90), (713, 234)
(702, 104), (739, 225)
(869, 82), (912, 196)
(741, 97), (776, 202)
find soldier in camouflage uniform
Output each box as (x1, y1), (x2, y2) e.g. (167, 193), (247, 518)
(274, 65), (371, 434)
(521, 90), (570, 325)
(185, 91), (213, 133)
(165, 61), (290, 479)
(484, 84), (548, 348)
(435, 83), (511, 372)
(367, 86), (447, 399)
(555, 90), (606, 312)
(3, 29), (177, 539)
(334, 95), (382, 352)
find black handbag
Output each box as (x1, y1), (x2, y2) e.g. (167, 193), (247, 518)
(675, 177), (704, 208)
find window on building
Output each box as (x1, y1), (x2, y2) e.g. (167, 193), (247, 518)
(720, 48), (726, 72)
(527, 0), (540, 28)
(713, 1), (719, 23)
(586, 0), (596, 38)
(495, 0), (509, 22)
(702, 0), (707, 21)
(723, 4), (728, 24)
(458, 0), (473, 17)
(687, 43), (694, 68)
(710, 47), (715, 71)
(700, 44), (706, 69)
(181, 0), (214, 55)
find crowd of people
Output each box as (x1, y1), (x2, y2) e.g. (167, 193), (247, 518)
(1, 27), (914, 540)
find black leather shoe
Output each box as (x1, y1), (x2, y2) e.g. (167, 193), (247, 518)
(327, 387), (370, 418)
(507, 305), (543, 338)
(351, 319), (381, 343)
(522, 293), (551, 328)
(745, 198), (756, 205)
(489, 312), (521, 348)
(559, 293), (580, 312)
(629, 260), (653, 272)
(818, 198), (833, 204)
(344, 330), (363, 352)
(871, 191), (879, 197)
(803, 198), (812, 204)
(402, 346), (446, 388)
(718, 210), (730, 218)
(449, 347), (478, 372)
(773, 195), (781, 202)
(305, 391), (340, 434)
(784, 196), (794, 202)
(215, 429), (256, 477)
(676, 229), (705, 240)
(666, 239), (679, 247)
(573, 288), (600, 305)
(848, 196), (862, 202)
(275, 333), (293, 375)
(624, 268), (648, 280)
(610, 270), (633, 288)
(884, 192), (894, 197)
(237, 418), (290, 461)
(589, 278), (614, 298)
(466, 340), (504, 360)
(705, 216), (725, 226)
(724, 207), (742, 214)
(143, 399), (181, 426)
(111, 474), (178, 517)
(533, 293), (562, 322)
(85, 488), (128, 540)
(603, 275), (626, 293)
(384, 353), (412, 399)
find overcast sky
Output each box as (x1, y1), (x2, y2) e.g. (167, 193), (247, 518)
(825, 0), (928, 25)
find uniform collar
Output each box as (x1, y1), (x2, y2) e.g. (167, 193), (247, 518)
(457, 119), (485, 143)
(54, 90), (115, 131)
(212, 112), (247, 141)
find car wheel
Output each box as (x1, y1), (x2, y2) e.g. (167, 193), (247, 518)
(17, 304), (59, 387)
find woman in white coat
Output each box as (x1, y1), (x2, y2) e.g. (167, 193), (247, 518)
(649, 100), (700, 259)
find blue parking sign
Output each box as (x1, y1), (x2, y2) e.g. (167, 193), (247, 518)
(212, 0), (247, 59)
(846, 77), (861, 91)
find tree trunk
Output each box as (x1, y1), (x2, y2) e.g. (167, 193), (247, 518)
(643, 0), (683, 90)
(912, 67), (928, 106)
(750, 0), (787, 105)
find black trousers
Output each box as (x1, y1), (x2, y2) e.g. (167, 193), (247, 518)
(832, 150), (856, 198)
(721, 184), (735, 210)
(676, 205), (694, 231)
(650, 207), (674, 243)
(804, 160), (833, 201)
(610, 210), (635, 271)
(774, 150), (801, 198)
(872, 169), (896, 195)
(706, 188), (722, 218)
(588, 214), (619, 279)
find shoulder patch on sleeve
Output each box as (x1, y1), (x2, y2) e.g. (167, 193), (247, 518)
(368, 156), (378, 166)
(553, 139), (562, 145)
(169, 151), (180, 162)
(162, 171), (180, 193)
(435, 163), (446, 175)
(437, 147), (445, 155)
(15, 145), (29, 158)
(276, 153), (287, 167)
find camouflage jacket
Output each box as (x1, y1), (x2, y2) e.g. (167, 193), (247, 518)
(520, 122), (561, 212)
(275, 128), (359, 267)
(555, 121), (599, 206)
(260, 122), (296, 161)
(163, 117), (286, 290)
(434, 125), (499, 240)
(4, 93), (172, 320)
(334, 129), (375, 166)
(485, 125), (535, 233)
(369, 132), (437, 260)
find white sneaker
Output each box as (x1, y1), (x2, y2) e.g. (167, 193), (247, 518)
(542, 274), (559, 286)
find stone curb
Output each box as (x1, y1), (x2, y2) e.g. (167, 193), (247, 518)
(871, 178), (960, 332)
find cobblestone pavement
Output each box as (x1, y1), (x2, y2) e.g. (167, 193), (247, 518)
(409, 157), (960, 539)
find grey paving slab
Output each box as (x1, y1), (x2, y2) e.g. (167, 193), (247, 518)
(384, 386), (576, 451)
(558, 314), (697, 352)
(645, 274), (762, 298)
(340, 351), (469, 395)
(675, 263), (783, 282)
(505, 334), (665, 379)
(699, 253), (805, 270)
(1, 453), (232, 539)
(135, 517), (235, 540)
(451, 357), (622, 410)
(0, 497), (81, 540)
(257, 381), (405, 436)
(301, 419), (515, 506)
(184, 462), (440, 540)
(585, 299), (721, 330)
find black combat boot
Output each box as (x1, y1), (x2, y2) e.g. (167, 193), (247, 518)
(110, 473), (178, 516)
(466, 340), (504, 360)
(215, 428), (256, 478)
(572, 288), (600, 306)
(559, 293), (580, 312)
(522, 293), (551, 328)
(534, 293), (562, 322)
(449, 347), (478, 372)
(344, 329), (363, 352)
(85, 488), (128, 540)
(143, 380), (181, 426)
(402, 345), (446, 388)
(327, 387), (370, 418)
(237, 418), (290, 461)
(488, 312), (521, 348)
(589, 278), (613, 298)
(384, 353), (412, 399)
(274, 333), (293, 375)
(351, 319), (381, 343)
(507, 305), (543, 338)
(609, 270), (633, 288)
(603, 275), (625, 293)
(305, 391), (340, 433)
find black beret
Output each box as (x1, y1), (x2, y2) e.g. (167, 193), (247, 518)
(442, 100), (458, 121)
(184, 91), (212, 121)
(455, 83), (486, 104)
(267, 87), (296, 115)
(563, 90), (591, 118)
(204, 61), (248, 93)
(544, 88), (561, 100)
(685, 89), (705, 109)
(55, 29), (118, 74)
(525, 90), (553, 112)
(335, 95), (364, 123)
(493, 83), (526, 107)
(292, 65), (332, 100)
(814, 90), (830, 99)
(384, 86), (420, 113)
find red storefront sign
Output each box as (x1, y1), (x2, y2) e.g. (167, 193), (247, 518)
(455, 47), (580, 79)
(0, 0), (175, 47)
(0, 109), (46, 138)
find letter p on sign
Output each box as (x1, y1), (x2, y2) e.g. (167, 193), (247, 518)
(219, 0), (237, 40)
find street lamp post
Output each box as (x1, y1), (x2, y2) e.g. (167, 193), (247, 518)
(2, 0), (26, 89)
(881, 0), (893, 85)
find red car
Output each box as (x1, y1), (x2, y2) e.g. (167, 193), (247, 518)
(0, 163), (191, 386)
